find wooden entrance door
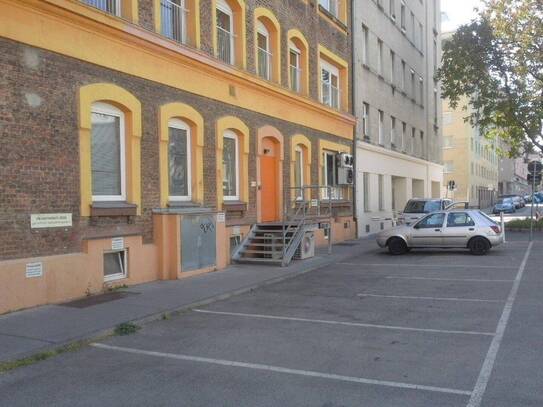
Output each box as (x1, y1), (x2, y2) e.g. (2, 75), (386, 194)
(261, 155), (278, 222)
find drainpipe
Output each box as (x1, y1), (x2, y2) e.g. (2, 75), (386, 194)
(350, 0), (358, 238)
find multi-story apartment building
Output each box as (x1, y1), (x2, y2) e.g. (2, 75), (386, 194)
(499, 156), (530, 197)
(442, 98), (500, 208)
(0, 0), (356, 313)
(353, 0), (443, 236)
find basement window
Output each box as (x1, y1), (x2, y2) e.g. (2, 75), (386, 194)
(104, 249), (128, 281)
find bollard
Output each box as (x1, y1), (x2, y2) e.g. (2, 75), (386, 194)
(501, 211), (506, 243)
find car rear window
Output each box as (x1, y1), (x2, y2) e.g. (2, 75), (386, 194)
(403, 200), (441, 214)
(478, 211), (499, 225)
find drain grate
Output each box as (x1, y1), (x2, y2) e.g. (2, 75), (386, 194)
(61, 291), (139, 308)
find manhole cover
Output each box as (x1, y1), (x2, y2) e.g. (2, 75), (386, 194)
(61, 291), (139, 308)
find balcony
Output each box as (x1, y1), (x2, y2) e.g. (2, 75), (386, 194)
(217, 26), (235, 65)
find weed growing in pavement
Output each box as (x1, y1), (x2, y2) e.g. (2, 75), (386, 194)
(114, 322), (141, 336)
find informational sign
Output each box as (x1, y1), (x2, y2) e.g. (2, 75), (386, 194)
(111, 237), (125, 251)
(30, 213), (72, 229)
(26, 262), (43, 278)
(232, 226), (241, 236)
(311, 199), (318, 207)
(217, 213), (226, 223)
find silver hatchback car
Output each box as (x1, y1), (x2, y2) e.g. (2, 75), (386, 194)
(377, 209), (504, 255)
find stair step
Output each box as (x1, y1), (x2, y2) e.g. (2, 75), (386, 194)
(245, 242), (286, 247)
(241, 249), (283, 255)
(234, 258), (283, 265)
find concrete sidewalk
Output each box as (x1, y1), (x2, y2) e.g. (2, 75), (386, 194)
(0, 239), (370, 363)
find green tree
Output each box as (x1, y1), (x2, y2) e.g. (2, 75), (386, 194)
(438, 0), (542, 157)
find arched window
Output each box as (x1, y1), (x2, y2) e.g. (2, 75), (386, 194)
(168, 118), (192, 201)
(222, 130), (239, 200)
(216, 0), (235, 64)
(256, 21), (271, 80)
(91, 102), (126, 201)
(287, 30), (309, 95)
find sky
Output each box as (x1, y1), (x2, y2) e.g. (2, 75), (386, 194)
(441, 0), (483, 33)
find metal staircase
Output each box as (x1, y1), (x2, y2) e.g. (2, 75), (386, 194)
(232, 186), (335, 267)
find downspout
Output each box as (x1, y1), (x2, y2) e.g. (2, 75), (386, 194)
(350, 0), (358, 237)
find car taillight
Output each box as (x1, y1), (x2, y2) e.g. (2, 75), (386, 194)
(490, 226), (501, 234)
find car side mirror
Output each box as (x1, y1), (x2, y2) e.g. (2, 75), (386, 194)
(413, 224), (420, 230)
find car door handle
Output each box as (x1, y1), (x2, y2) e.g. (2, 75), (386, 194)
(434, 229), (441, 232)
(469, 228), (475, 231)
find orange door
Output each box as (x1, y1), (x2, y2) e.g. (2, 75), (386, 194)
(261, 156), (278, 222)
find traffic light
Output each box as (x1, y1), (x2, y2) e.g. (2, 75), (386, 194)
(528, 161), (542, 187)
(448, 180), (456, 191)
(528, 173), (542, 186)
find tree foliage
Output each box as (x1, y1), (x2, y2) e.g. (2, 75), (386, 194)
(438, 0), (543, 157)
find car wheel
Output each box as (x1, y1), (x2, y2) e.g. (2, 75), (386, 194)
(388, 237), (408, 255)
(469, 237), (490, 255)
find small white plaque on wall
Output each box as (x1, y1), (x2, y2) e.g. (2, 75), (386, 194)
(217, 213), (226, 223)
(232, 226), (241, 236)
(111, 237), (125, 251)
(26, 262), (43, 278)
(30, 213), (72, 229)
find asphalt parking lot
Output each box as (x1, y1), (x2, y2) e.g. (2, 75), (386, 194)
(1, 235), (542, 407)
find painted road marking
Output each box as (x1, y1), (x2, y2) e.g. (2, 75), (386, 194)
(338, 262), (517, 269)
(193, 309), (495, 336)
(385, 276), (514, 283)
(467, 241), (533, 407)
(91, 343), (473, 396)
(357, 294), (505, 303)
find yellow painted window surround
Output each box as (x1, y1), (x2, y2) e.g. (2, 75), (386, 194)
(79, 83), (142, 217)
(254, 8), (281, 84)
(158, 102), (205, 207)
(215, 116), (250, 208)
(153, 0), (201, 48)
(318, 44), (349, 112)
(287, 29), (310, 96)
(290, 134), (312, 201)
(211, 0), (247, 69)
(317, 0), (348, 29)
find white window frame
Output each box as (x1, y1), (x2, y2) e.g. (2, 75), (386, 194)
(322, 150), (340, 200)
(161, 0), (187, 44)
(378, 174), (384, 211)
(378, 110), (384, 145)
(363, 172), (370, 212)
(223, 130), (239, 201)
(390, 50), (395, 84)
(401, 60), (406, 91)
(168, 118), (192, 202)
(377, 38), (383, 75)
(295, 146), (304, 200)
(91, 102), (126, 202)
(389, 0), (396, 19)
(319, 0), (339, 18)
(289, 41), (302, 92)
(216, 0), (235, 65)
(84, 0), (121, 16)
(390, 116), (396, 146)
(362, 25), (369, 65)
(256, 20), (272, 81)
(362, 103), (370, 138)
(103, 248), (128, 282)
(320, 60), (340, 109)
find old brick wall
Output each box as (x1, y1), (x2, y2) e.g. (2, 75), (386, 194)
(0, 37), (352, 261)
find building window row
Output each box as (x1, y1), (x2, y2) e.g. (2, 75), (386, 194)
(371, 0), (425, 52)
(80, 83), (346, 217)
(81, 0), (348, 111)
(361, 25), (425, 107)
(361, 103), (426, 158)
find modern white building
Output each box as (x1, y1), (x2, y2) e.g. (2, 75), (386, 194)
(353, 0), (443, 236)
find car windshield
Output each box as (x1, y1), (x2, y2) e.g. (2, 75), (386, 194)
(403, 200), (441, 214)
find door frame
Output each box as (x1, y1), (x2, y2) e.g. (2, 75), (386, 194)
(256, 126), (284, 223)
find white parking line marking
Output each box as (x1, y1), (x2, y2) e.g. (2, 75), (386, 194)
(357, 294), (504, 303)
(467, 241), (534, 407)
(91, 343), (473, 396)
(193, 309), (495, 336)
(385, 276), (514, 283)
(339, 263), (516, 269)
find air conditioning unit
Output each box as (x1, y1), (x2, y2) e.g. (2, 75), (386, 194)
(337, 167), (354, 185)
(295, 231), (315, 260)
(337, 152), (354, 168)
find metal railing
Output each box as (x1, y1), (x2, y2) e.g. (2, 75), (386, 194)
(161, 0), (187, 44)
(217, 26), (234, 64)
(290, 65), (301, 92)
(257, 47), (272, 81)
(82, 0), (120, 16)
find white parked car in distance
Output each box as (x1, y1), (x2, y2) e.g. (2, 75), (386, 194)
(397, 198), (453, 225)
(377, 209), (504, 255)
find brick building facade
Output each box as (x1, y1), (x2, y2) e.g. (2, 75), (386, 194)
(0, 0), (356, 313)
